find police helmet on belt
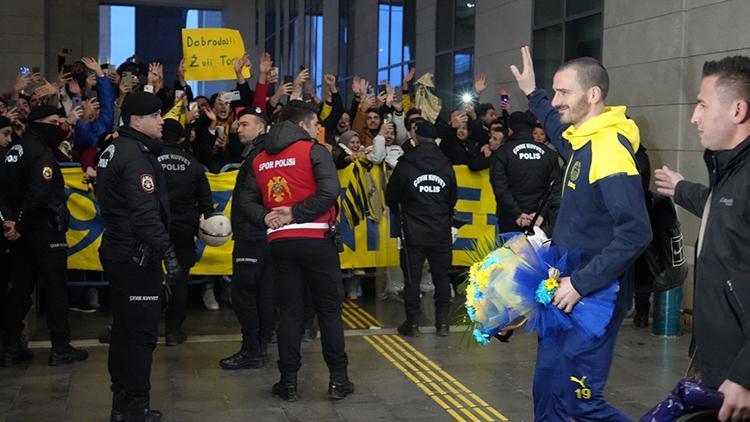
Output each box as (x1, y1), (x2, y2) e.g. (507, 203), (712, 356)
(121, 91), (162, 123)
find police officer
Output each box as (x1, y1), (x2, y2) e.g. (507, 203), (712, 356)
(220, 106), (277, 370)
(490, 111), (561, 234)
(0, 106), (88, 366)
(97, 92), (180, 422)
(157, 118), (214, 346)
(0, 115), (19, 365)
(385, 120), (457, 337)
(236, 101), (353, 402)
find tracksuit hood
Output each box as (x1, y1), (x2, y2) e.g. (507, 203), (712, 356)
(562, 106), (640, 152)
(264, 120), (312, 154)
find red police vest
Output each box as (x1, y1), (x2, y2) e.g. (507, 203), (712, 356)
(253, 140), (336, 242)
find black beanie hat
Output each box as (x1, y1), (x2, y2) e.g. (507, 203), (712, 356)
(121, 92), (162, 123)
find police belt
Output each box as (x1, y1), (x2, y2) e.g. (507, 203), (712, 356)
(266, 222), (330, 235)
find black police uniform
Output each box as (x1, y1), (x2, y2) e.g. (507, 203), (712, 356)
(157, 121), (214, 342)
(490, 125), (561, 233)
(220, 133), (277, 369)
(385, 130), (457, 334)
(236, 116), (351, 401)
(96, 93), (179, 421)
(0, 116), (87, 365)
(0, 121), (19, 364)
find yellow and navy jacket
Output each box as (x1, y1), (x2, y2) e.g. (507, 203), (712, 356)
(528, 89), (652, 311)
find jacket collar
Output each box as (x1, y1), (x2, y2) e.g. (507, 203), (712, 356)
(705, 134), (750, 184)
(119, 126), (163, 155)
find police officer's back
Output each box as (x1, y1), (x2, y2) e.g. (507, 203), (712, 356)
(0, 106), (87, 366)
(96, 92), (179, 422)
(385, 119), (457, 337)
(491, 111), (561, 233)
(157, 118), (214, 346)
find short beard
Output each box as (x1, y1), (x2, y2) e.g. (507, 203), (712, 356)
(565, 97), (591, 126)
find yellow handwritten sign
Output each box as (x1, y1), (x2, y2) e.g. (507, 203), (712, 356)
(181, 28), (251, 81)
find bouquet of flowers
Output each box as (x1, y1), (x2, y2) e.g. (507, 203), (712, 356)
(465, 234), (619, 345)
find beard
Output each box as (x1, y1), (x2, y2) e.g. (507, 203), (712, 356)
(560, 96), (590, 125)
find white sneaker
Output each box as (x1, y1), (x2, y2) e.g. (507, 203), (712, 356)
(202, 285), (220, 310)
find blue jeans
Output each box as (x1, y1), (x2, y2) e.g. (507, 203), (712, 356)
(533, 311), (631, 421)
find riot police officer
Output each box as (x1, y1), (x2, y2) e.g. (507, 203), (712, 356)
(219, 106), (277, 370)
(96, 92), (180, 422)
(0, 106), (88, 366)
(236, 101), (353, 402)
(157, 118), (214, 346)
(385, 120), (458, 337)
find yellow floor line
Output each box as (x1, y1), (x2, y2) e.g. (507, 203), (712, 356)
(343, 300), (384, 326)
(340, 313), (358, 329)
(342, 308), (369, 328)
(365, 334), (510, 421)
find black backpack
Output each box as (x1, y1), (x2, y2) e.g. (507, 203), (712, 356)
(637, 193), (688, 292)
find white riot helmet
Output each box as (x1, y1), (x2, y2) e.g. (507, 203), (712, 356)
(198, 213), (232, 247)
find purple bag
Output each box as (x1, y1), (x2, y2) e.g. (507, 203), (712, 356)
(640, 378), (723, 422)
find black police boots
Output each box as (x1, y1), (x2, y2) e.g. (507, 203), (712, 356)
(113, 396), (161, 422)
(219, 343), (264, 370)
(397, 321), (420, 337)
(435, 324), (450, 337)
(272, 372), (298, 402)
(165, 330), (187, 347)
(328, 372), (355, 400)
(49, 344), (88, 366)
(1, 343), (34, 366)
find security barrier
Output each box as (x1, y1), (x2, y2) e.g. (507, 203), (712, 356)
(63, 164), (498, 275)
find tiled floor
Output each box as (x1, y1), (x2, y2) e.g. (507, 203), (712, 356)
(2, 281), (690, 421)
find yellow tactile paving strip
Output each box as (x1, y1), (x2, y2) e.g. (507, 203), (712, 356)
(363, 334), (509, 422)
(341, 300), (383, 329)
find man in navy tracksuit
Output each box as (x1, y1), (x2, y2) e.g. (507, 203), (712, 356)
(511, 48), (652, 420)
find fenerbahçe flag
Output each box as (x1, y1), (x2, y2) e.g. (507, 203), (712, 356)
(63, 164), (498, 275)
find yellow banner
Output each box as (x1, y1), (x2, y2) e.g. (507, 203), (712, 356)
(181, 28), (251, 81)
(63, 165), (498, 275)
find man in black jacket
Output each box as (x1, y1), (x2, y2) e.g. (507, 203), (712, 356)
(0, 115), (17, 365)
(1, 106), (88, 367)
(386, 120), (458, 337)
(235, 101), (352, 402)
(220, 106), (276, 370)
(157, 118), (215, 346)
(97, 92), (181, 422)
(491, 111), (561, 234)
(654, 56), (750, 422)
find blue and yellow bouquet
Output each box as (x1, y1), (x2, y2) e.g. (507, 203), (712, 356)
(465, 234), (619, 345)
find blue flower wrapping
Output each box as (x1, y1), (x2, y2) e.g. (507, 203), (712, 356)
(465, 233), (619, 344)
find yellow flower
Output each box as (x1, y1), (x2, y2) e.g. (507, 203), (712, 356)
(544, 277), (559, 291)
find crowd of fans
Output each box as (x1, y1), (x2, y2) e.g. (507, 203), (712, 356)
(0, 49), (560, 308)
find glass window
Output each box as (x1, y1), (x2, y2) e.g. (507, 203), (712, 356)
(378, 1), (416, 89)
(533, 0), (602, 90)
(565, 13), (602, 60)
(435, 2), (453, 53)
(102, 5), (136, 67)
(304, 0), (323, 95)
(434, 0), (475, 109)
(534, 0), (564, 26)
(566, 0), (603, 16)
(532, 25), (563, 90)
(453, 50), (474, 94)
(453, 2), (476, 49)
